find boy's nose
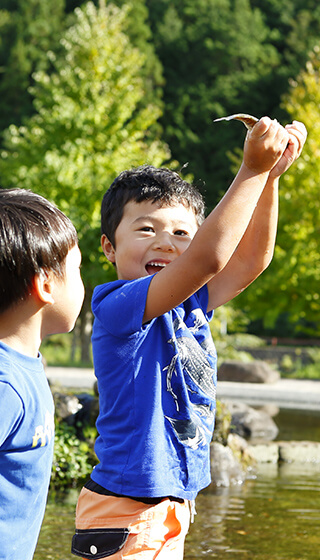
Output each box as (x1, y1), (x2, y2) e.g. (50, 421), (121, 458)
(153, 233), (175, 252)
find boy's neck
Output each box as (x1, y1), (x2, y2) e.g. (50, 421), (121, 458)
(0, 301), (42, 358)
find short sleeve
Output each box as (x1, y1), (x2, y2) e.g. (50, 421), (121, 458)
(92, 276), (154, 337)
(195, 284), (214, 322)
(0, 382), (24, 446)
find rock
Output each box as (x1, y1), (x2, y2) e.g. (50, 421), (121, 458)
(218, 360), (280, 384)
(210, 441), (246, 487)
(247, 441), (320, 466)
(258, 404), (279, 418)
(278, 441), (320, 463)
(54, 392), (99, 435)
(247, 442), (280, 463)
(224, 401), (279, 441)
(76, 393), (99, 426)
(54, 393), (82, 425)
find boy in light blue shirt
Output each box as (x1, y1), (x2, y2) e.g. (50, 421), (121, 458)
(0, 189), (84, 560)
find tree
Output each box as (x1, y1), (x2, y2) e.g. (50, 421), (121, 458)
(0, 1), (171, 359)
(233, 46), (320, 336)
(0, 0), (66, 138)
(145, 0), (320, 209)
(145, 0), (282, 208)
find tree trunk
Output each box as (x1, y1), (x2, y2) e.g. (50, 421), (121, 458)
(79, 289), (93, 364)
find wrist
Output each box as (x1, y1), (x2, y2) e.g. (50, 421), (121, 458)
(266, 175), (279, 189)
(239, 162), (270, 184)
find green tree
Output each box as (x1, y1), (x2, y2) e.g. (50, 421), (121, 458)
(0, 0), (66, 137)
(146, 0), (281, 208)
(144, 0), (320, 209)
(233, 46), (320, 336)
(0, 1), (170, 359)
(108, 0), (164, 109)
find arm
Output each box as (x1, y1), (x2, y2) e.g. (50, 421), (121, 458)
(143, 117), (292, 322)
(206, 119), (307, 311)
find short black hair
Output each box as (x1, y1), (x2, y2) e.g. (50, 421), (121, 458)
(101, 165), (205, 247)
(0, 188), (78, 313)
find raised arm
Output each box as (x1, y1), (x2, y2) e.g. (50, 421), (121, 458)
(143, 117), (293, 322)
(206, 119), (307, 311)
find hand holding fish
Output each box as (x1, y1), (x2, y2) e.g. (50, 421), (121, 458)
(214, 113), (307, 176)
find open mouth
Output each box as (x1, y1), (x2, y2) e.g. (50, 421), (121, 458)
(145, 261), (168, 275)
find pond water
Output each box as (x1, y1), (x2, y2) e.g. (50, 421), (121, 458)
(34, 409), (320, 560)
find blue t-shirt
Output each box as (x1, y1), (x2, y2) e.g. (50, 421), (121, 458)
(91, 277), (217, 501)
(0, 341), (55, 560)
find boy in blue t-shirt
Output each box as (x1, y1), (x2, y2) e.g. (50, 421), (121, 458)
(72, 118), (306, 559)
(0, 189), (84, 560)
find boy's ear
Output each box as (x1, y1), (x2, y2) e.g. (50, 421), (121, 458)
(33, 270), (55, 305)
(101, 234), (116, 264)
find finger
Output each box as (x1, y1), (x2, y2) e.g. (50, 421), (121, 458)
(285, 121), (307, 140)
(250, 116), (273, 138)
(260, 120), (289, 156)
(274, 124), (290, 148)
(285, 125), (307, 155)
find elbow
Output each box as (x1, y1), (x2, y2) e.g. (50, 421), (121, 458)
(261, 246), (275, 271)
(252, 248), (275, 277)
(206, 252), (230, 277)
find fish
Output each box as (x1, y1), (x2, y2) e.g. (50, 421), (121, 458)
(213, 113), (259, 130)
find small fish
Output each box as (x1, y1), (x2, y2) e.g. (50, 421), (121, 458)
(213, 113), (259, 130)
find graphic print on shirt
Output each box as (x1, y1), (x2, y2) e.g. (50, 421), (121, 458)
(164, 310), (216, 450)
(32, 410), (55, 448)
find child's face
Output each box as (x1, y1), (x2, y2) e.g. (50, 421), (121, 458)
(45, 245), (84, 335)
(102, 199), (199, 280)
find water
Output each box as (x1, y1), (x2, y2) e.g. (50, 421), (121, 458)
(34, 409), (320, 560)
(185, 464), (320, 559)
(274, 408), (320, 442)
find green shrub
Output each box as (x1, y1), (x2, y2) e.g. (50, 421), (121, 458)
(51, 423), (97, 491)
(213, 400), (232, 445)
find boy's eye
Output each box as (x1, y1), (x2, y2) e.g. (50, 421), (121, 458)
(140, 226), (154, 232)
(174, 230), (188, 236)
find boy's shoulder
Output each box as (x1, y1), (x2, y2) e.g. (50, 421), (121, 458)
(92, 277), (211, 337)
(92, 276), (153, 308)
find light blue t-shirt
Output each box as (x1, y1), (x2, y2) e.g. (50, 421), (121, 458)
(91, 277), (217, 501)
(0, 342), (55, 560)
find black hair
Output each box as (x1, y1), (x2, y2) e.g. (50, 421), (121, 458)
(101, 165), (205, 247)
(0, 188), (78, 313)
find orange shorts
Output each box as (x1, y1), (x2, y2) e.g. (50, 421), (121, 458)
(72, 487), (191, 559)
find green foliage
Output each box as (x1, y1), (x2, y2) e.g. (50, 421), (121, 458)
(280, 346), (320, 379)
(145, 0), (320, 209)
(0, 1), (171, 290)
(41, 332), (93, 366)
(146, 0), (281, 207)
(233, 45), (320, 336)
(213, 400), (232, 445)
(51, 422), (97, 490)
(108, 0), (164, 109)
(0, 0), (66, 136)
(210, 304), (250, 339)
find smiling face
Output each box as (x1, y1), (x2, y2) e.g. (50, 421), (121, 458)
(101, 199), (199, 281)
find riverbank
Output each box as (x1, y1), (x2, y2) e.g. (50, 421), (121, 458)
(46, 366), (320, 411)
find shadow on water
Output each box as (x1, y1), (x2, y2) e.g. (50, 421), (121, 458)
(34, 409), (320, 560)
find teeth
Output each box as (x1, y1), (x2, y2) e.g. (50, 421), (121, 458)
(148, 262), (166, 268)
